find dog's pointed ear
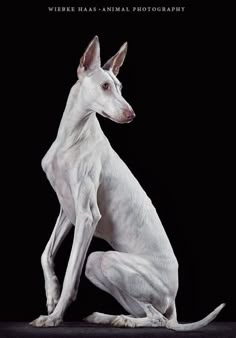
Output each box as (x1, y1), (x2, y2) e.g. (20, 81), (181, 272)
(102, 42), (128, 76)
(77, 36), (101, 78)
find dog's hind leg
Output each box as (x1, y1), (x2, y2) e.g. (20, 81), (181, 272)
(41, 208), (72, 314)
(84, 251), (175, 328)
(84, 251), (145, 325)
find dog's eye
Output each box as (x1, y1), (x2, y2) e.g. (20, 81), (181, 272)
(102, 82), (110, 91)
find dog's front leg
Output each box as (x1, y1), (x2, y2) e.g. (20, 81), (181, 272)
(41, 208), (72, 314)
(30, 182), (101, 327)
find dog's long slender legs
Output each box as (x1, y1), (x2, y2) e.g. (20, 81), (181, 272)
(41, 208), (72, 314)
(52, 212), (99, 321)
(31, 182), (101, 327)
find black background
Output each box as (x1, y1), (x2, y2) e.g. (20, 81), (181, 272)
(1, 0), (235, 325)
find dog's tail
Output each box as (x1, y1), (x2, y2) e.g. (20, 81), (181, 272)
(166, 303), (225, 331)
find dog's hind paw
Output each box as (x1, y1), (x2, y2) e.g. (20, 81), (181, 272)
(112, 315), (136, 328)
(30, 314), (62, 327)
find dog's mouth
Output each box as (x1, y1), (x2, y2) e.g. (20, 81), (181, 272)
(101, 111), (133, 124)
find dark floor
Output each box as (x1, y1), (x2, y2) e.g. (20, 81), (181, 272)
(0, 322), (236, 338)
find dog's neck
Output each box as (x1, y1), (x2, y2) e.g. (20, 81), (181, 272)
(55, 81), (103, 148)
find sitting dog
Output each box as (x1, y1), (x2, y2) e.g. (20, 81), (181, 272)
(30, 36), (225, 330)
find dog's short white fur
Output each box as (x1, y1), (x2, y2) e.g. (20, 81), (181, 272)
(30, 36), (225, 330)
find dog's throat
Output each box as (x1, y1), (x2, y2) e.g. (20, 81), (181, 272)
(102, 111), (110, 119)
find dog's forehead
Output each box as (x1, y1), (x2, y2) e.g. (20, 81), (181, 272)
(106, 70), (121, 86)
(93, 69), (121, 86)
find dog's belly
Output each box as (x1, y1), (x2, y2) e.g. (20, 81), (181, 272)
(95, 170), (175, 259)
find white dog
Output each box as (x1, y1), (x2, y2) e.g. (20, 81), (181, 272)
(30, 36), (225, 330)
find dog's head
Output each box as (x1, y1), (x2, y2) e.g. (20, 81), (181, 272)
(76, 36), (135, 124)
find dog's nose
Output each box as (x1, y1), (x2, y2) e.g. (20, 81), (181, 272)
(123, 109), (136, 121)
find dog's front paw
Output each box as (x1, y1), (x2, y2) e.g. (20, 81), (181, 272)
(30, 314), (62, 327)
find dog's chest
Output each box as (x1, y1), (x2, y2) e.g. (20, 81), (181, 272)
(42, 139), (102, 224)
(42, 144), (69, 184)
(42, 144), (77, 221)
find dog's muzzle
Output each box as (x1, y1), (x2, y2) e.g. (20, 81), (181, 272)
(123, 109), (136, 122)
